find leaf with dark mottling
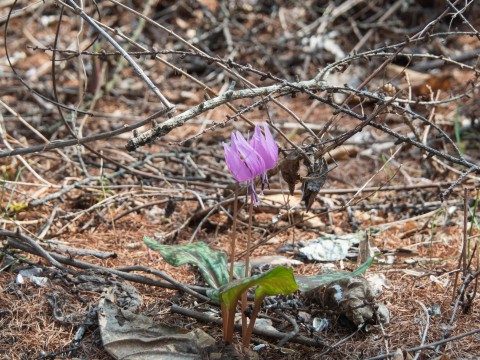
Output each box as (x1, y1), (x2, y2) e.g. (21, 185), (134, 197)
(144, 238), (230, 289)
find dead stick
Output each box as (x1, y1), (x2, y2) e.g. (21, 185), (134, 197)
(6, 237), (210, 303)
(46, 243), (117, 259)
(170, 305), (326, 347)
(2, 230), (68, 272)
(366, 328), (480, 360)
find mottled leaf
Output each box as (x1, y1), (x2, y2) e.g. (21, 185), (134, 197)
(295, 257), (375, 292)
(144, 238), (229, 289)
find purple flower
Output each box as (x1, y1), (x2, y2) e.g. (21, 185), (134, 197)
(223, 123), (278, 204)
(223, 131), (265, 182)
(251, 123), (278, 188)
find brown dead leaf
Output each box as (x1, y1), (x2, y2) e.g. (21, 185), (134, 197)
(98, 287), (215, 360)
(392, 348), (404, 360)
(279, 150), (302, 195)
(385, 64), (452, 96)
(432, 355), (450, 360)
(326, 145), (360, 162)
(292, 210), (325, 229)
(301, 156), (328, 212)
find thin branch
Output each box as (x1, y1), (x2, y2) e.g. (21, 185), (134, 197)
(170, 304), (326, 347)
(6, 235), (210, 303)
(366, 328), (480, 360)
(413, 300), (430, 360)
(1, 229), (68, 272)
(0, 108), (169, 158)
(59, 0), (174, 111)
(125, 77), (325, 151)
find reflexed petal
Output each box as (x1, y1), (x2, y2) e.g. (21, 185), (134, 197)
(234, 131), (265, 178)
(261, 123), (278, 169)
(223, 139), (252, 182)
(250, 125), (263, 154)
(251, 124), (278, 170)
(223, 125), (278, 206)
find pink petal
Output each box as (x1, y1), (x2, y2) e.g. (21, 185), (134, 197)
(262, 123), (278, 168)
(251, 123), (278, 170)
(234, 131), (265, 178)
(223, 138), (253, 182)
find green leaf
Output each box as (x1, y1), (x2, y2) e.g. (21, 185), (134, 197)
(144, 237), (230, 289)
(295, 257), (375, 292)
(213, 266), (299, 343)
(217, 266), (298, 309)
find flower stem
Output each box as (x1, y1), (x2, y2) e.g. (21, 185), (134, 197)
(245, 295), (265, 345)
(242, 195), (254, 345)
(229, 183), (239, 282)
(245, 196), (254, 278)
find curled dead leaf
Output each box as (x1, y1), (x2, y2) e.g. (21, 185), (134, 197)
(98, 287), (215, 360)
(305, 276), (390, 327)
(301, 156), (328, 211)
(279, 150), (302, 195)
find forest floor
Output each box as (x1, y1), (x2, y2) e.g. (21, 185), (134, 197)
(0, 1), (480, 359)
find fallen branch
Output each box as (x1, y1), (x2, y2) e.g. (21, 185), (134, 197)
(0, 109), (168, 158)
(45, 241), (117, 260)
(125, 77), (325, 151)
(60, 0), (174, 111)
(4, 232), (210, 303)
(365, 328), (480, 360)
(170, 304), (326, 347)
(2, 229), (69, 272)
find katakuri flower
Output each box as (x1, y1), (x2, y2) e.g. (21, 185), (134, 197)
(223, 123), (278, 205)
(250, 123), (278, 190)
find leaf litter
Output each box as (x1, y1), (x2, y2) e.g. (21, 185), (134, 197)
(0, 1), (480, 359)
